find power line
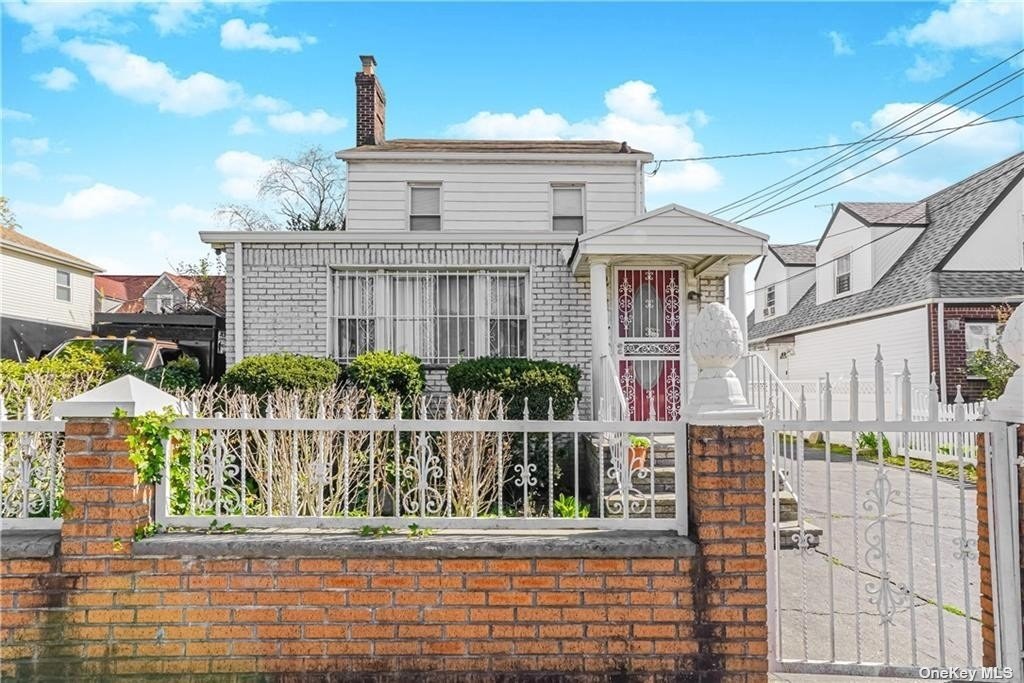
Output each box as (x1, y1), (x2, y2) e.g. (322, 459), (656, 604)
(744, 158), (1024, 297)
(645, 114), (1023, 169)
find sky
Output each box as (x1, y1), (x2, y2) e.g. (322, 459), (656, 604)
(2, 0), (1022, 275)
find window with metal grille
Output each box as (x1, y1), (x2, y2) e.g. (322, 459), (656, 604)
(409, 184), (441, 231)
(56, 270), (71, 302)
(835, 253), (851, 295)
(330, 269), (528, 364)
(552, 185), (584, 233)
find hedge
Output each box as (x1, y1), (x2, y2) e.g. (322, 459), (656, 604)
(344, 351), (425, 408)
(220, 353), (340, 394)
(446, 357), (581, 419)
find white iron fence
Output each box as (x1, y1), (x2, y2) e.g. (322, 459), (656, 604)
(0, 399), (65, 528)
(156, 394), (686, 531)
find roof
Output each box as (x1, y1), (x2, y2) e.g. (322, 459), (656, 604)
(769, 244), (816, 266)
(750, 152), (1024, 341)
(338, 139), (651, 156)
(840, 201), (929, 226)
(95, 273), (226, 315)
(0, 227), (102, 272)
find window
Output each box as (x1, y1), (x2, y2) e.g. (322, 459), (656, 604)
(155, 294), (175, 313)
(55, 270), (71, 302)
(331, 269), (528, 364)
(409, 184), (441, 231)
(764, 285), (776, 316)
(965, 322), (998, 354)
(552, 185), (584, 233)
(835, 254), (851, 295)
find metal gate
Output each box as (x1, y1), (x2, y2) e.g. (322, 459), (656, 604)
(763, 352), (1023, 678)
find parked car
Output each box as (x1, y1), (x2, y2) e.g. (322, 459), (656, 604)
(47, 336), (194, 371)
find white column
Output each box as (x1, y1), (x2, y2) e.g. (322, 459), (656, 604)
(727, 261), (748, 348)
(589, 260), (610, 417)
(233, 241), (244, 364)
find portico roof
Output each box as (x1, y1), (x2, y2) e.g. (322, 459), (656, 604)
(570, 204), (768, 274)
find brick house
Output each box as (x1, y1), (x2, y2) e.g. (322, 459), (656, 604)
(748, 153), (1024, 403)
(201, 56), (767, 419)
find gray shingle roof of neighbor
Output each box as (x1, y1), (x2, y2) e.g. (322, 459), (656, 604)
(339, 139), (651, 155)
(840, 201), (929, 226)
(769, 244), (816, 266)
(749, 152), (1024, 342)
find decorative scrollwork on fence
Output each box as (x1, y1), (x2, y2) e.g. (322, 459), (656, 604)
(604, 441), (649, 516)
(402, 432), (444, 515)
(862, 469), (911, 624)
(194, 428), (241, 516)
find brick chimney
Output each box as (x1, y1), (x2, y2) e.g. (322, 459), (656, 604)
(355, 55), (386, 146)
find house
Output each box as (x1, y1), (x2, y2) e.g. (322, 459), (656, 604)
(95, 273), (225, 315)
(0, 226), (102, 360)
(200, 55), (768, 419)
(748, 152), (1024, 404)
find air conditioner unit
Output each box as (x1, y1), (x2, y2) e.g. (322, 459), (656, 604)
(763, 306), (775, 317)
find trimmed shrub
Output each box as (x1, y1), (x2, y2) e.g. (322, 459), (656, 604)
(147, 356), (203, 393)
(0, 346), (109, 416)
(344, 351), (425, 408)
(220, 353), (340, 394)
(446, 357), (581, 419)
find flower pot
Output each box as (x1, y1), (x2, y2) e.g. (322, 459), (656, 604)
(628, 446), (649, 471)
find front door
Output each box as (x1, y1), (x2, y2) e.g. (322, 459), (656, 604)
(615, 268), (682, 421)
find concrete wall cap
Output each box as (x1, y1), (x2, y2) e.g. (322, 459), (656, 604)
(52, 375), (180, 418)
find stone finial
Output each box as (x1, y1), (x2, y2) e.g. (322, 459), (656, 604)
(990, 304), (1024, 422)
(52, 375), (179, 418)
(685, 303), (761, 424)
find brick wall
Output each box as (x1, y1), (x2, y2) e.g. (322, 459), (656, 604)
(0, 415), (769, 681)
(927, 302), (1018, 402)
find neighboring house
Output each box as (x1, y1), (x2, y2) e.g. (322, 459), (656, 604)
(0, 227), (102, 360)
(95, 273), (225, 315)
(749, 152), (1024, 403)
(201, 55), (768, 419)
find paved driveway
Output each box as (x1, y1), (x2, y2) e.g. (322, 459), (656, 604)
(775, 450), (981, 670)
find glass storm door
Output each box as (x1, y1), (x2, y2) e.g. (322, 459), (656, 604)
(615, 268), (682, 421)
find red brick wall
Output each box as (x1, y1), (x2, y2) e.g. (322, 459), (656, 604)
(928, 302), (1018, 403)
(0, 416), (770, 681)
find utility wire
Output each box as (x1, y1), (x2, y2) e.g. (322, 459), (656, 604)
(744, 158), (1024, 297)
(730, 69), (1023, 221)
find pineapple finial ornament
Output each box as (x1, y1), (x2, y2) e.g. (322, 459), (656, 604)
(685, 302), (761, 422)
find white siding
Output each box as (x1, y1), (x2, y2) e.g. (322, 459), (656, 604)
(816, 208), (872, 304)
(345, 160), (639, 233)
(754, 253), (814, 324)
(943, 178), (1024, 271)
(0, 250), (94, 330)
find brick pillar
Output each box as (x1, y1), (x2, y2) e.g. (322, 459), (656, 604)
(687, 423), (768, 681)
(976, 432), (996, 665)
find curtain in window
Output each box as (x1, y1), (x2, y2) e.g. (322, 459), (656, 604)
(488, 274), (527, 357)
(435, 274), (474, 362)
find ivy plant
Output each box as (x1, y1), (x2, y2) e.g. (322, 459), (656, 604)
(118, 407), (182, 484)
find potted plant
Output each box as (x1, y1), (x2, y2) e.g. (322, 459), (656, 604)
(628, 435), (651, 471)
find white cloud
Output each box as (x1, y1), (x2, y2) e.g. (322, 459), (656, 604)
(17, 183), (149, 221)
(215, 150), (272, 200)
(4, 162), (41, 181)
(230, 116), (261, 135)
(3, 1), (139, 50)
(447, 80), (721, 194)
(267, 109), (346, 134)
(150, 2), (204, 36)
(61, 39), (244, 116)
(168, 203), (215, 226)
(899, 0), (1023, 53)
(247, 94), (290, 113)
(1, 108), (33, 122)
(905, 54), (953, 82)
(220, 18), (315, 52)
(32, 66), (78, 91)
(827, 31), (854, 56)
(12, 137), (50, 157)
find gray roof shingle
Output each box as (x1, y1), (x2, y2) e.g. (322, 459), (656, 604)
(769, 244), (816, 266)
(750, 153), (1024, 341)
(841, 201), (928, 226)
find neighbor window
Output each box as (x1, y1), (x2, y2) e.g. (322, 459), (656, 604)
(155, 294), (174, 313)
(764, 285), (776, 315)
(55, 270), (71, 302)
(331, 269), (528, 364)
(409, 184), (441, 231)
(552, 185), (584, 233)
(965, 322), (998, 354)
(835, 254), (851, 295)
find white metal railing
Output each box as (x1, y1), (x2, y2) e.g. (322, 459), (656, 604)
(156, 393), (686, 531)
(0, 398), (65, 527)
(597, 350), (629, 422)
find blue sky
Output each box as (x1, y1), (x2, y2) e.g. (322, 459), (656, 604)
(2, 0), (1022, 274)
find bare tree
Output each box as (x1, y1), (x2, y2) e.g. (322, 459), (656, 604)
(0, 196), (20, 230)
(175, 254), (225, 314)
(217, 146), (345, 231)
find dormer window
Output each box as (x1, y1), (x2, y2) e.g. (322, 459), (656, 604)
(764, 285), (776, 317)
(409, 184), (441, 231)
(552, 185), (584, 233)
(835, 254), (851, 295)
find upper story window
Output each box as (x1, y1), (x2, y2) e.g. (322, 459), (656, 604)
(764, 285), (776, 316)
(409, 184), (441, 231)
(155, 294), (175, 313)
(56, 270), (71, 302)
(552, 185), (584, 233)
(835, 254), (851, 295)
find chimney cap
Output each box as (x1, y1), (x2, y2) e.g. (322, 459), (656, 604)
(359, 55), (377, 75)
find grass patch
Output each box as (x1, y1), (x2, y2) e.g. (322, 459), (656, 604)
(853, 449), (977, 484)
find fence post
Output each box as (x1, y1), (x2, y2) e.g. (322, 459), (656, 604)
(683, 303), (768, 678)
(984, 305), (1024, 676)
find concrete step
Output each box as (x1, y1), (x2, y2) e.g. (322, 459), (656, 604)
(603, 492), (677, 519)
(776, 520), (823, 550)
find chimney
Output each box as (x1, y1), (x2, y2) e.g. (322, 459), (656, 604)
(355, 55), (386, 146)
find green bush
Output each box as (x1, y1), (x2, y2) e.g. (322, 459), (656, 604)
(0, 346), (109, 415)
(147, 356), (203, 393)
(344, 351), (425, 408)
(446, 357), (581, 419)
(220, 353), (340, 394)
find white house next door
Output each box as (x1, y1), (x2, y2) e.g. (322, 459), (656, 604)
(615, 268), (682, 421)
